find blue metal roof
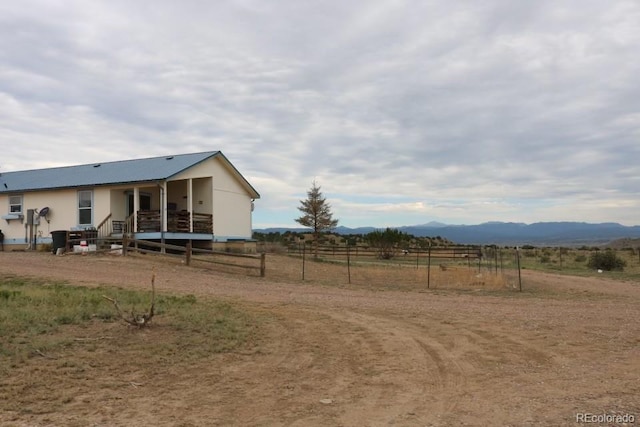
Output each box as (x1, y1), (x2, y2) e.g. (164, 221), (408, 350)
(0, 151), (259, 198)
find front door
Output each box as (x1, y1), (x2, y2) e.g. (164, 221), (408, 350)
(127, 193), (152, 216)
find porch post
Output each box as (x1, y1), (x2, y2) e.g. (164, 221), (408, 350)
(162, 181), (168, 232)
(160, 181), (166, 254)
(211, 177), (215, 237)
(188, 178), (193, 233)
(133, 186), (140, 232)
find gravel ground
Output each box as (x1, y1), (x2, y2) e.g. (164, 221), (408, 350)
(1, 251), (639, 426)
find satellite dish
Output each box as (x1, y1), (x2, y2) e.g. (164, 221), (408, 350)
(39, 207), (50, 217)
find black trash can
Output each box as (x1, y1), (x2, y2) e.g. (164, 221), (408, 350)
(51, 230), (68, 254)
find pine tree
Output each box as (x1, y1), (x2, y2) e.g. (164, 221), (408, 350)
(295, 181), (339, 258)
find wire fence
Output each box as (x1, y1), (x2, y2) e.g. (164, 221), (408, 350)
(257, 243), (523, 291)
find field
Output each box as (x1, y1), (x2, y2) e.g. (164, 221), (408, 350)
(1, 251), (639, 426)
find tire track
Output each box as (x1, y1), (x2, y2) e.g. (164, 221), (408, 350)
(319, 309), (560, 426)
(320, 310), (471, 426)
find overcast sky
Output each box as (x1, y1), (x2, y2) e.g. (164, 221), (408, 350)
(1, 1), (639, 228)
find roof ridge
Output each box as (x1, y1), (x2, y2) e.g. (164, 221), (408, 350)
(2, 150), (219, 174)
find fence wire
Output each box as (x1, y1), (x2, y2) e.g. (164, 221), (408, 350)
(261, 244), (523, 291)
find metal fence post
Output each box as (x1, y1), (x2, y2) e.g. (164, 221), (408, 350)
(347, 245), (351, 284)
(427, 244), (431, 289)
(302, 244), (306, 281)
(516, 247), (522, 292)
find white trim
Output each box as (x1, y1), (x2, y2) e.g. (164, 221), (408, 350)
(162, 181), (168, 233)
(133, 187), (140, 231)
(188, 178), (193, 233)
(9, 194), (23, 214)
(77, 190), (93, 226)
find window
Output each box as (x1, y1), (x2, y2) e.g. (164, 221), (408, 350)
(9, 195), (23, 213)
(78, 190), (93, 226)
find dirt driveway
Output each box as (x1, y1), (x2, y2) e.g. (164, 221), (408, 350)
(1, 252), (639, 426)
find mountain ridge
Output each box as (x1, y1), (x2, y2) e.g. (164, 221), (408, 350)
(254, 221), (640, 246)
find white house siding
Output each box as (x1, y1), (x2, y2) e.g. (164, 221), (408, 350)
(109, 187), (127, 222)
(212, 191), (252, 240)
(170, 157), (214, 181)
(211, 160), (253, 240)
(93, 187), (111, 227)
(0, 186), (121, 244)
(2, 189), (84, 244)
(192, 177), (212, 214)
(171, 156), (254, 240)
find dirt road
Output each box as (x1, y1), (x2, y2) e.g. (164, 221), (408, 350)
(1, 252), (639, 426)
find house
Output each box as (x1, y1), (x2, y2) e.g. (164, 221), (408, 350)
(0, 151), (260, 252)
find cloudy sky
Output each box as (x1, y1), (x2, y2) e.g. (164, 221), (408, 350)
(1, 1), (639, 228)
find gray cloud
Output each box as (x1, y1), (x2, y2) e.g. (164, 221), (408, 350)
(0, 0), (639, 227)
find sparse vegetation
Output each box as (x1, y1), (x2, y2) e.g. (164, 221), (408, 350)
(0, 276), (256, 364)
(270, 243), (640, 284)
(365, 228), (410, 259)
(0, 250), (639, 426)
(254, 230), (453, 253)
(498, 246), (640, 279)
(539, 255), (551, 263)
(587, 250), (627, 271)
(574, 254), (587, 263)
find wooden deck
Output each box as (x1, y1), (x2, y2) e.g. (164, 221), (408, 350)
(137, 210), (213, 233)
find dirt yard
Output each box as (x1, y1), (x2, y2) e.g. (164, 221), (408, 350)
(1, 252), (639, 426)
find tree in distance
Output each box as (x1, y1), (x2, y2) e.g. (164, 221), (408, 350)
(295, 180), (339, 258)
(366, 227), (410, 259)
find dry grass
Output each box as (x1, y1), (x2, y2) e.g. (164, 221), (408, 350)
(260, 254), (510, 291)
(0, 251), (639, 426)
(119, 244), (640, 289)
(46, 250), (515, 292)
(0, 274), (268, 425)
(130, 250), (513, 291)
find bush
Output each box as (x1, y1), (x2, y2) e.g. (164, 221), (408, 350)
(365, 228), (409, 259)
(587, 250), (626, 271)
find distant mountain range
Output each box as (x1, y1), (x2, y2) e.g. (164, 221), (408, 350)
(254, 221), (640, 246)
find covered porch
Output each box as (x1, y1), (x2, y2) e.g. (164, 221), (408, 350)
(113, 210), (213, 234)
(98, 177), (214, 241)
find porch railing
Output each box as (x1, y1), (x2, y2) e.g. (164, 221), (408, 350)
(96, 213), (113, 240)
(137, 210), (161, 232)
(193, 213), (213, 233)
(135, 210), (213, 233)
(123, 213), (135, 235)
(94, 213), (132, 236)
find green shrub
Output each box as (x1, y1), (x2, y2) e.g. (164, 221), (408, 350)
(574, 254), (587, 263)
(365, 228), (410, 259)
(587, 250), (626, 271)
